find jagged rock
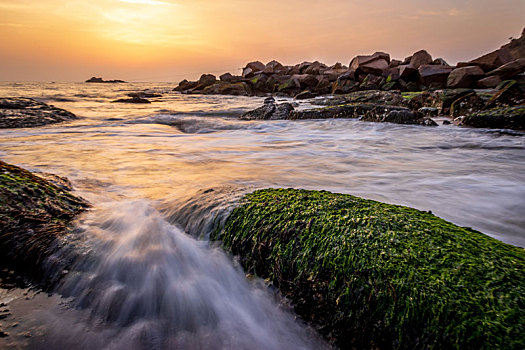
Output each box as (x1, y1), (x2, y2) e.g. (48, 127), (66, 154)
(477, 76), (502, 88)
(193, 74), (217, 90)
(447, 66), (485, 88)
(461, 48), (514, 72)
(331, 62), (345, 70)
(485, 80), (525, 108)
(85, 77), (126, 83)
(450, 92), (485, 117)
(240, 101), (294, 120)
(263, 60), (285, 74)
(242, 61), (265, 78)
(219, 73), (243, 83)
(502, 27), (525, 60)
(202, 81), (251, 96)
(0, 97), (78, 128)
(399, 65), (418, 81)
(461, 106), (525, 130)
(291, 74), (319, 89)
(350, 52), (389, 76)
(112, 97), (151, 103)
(382, 67), (401, 81)
(418, 107), (439, 117)
(322, 69), (349, 82)
(487, 58), (525, 80)
(418, 65), (454, 88)
(303, 61), (328, 75)
(173, 79), (198, 92)
(362, 108), (437, 126)
(360, 74), (383, 90)
(389, 59), (402, 68)
(432, 58), (450, 66)
(410, 50), (433, 69)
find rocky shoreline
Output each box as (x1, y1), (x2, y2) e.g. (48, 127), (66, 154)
(213, 188), (525, 349)
(0, 98), (78, 129)
(174, 28), (525, 130)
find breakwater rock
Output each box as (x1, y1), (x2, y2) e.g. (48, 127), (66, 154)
(0, 160), (88, 286)
(0, 97), (78, 128)
(212, 188), (525, 349)
(85, 77), (126, 83)
(174, 28), (525, 100)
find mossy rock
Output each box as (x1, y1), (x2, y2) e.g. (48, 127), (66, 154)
(213, 188), (525, 349)
(0, 160), (88, 284)
(461, 106), (525, 131)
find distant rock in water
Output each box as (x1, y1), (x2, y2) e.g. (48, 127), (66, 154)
(111, 96), (151, 104)
(0, 160), (88, 287)
(0, 97), (78, 128)
(85, 77), (127, 83)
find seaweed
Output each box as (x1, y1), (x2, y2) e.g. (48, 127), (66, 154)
(213, 188), (525, 349)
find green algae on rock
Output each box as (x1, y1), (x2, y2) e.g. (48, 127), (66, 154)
(212, 188), (525, 349)
(0, 160), (88, 284)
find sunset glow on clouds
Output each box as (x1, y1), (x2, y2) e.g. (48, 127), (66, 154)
(0, 0), (524, 81)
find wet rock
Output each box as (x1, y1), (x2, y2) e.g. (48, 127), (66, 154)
(418, 65), (454, 88)
(477, 76), (502, 88)
(0, 161), (88, 286)
(0, 97), (77, 128)
(450, 92), (485, 117)
(447, 66), (485, 88)
(173, 79), (198, 92)
(295, 91), (316, 100)
(410, 50), (433, 69)
(485, 80), (525, 108)
(418, 107), (439, 117)
(127, 92), (162, 98)
(461, 106), (525, 130)
(240, 101), (294, 120)
(112, 97), (151, 104)
(362, 108), (437, 126)
(487, 58), (525, 80)
(85, 77), (126, 83)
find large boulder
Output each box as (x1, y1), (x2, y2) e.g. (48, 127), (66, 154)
(0, 161), (88, 284)
(398, 64), (418, 81)
(303, 61), (328, 75)
(0, 97), (78, 128)
(240, 100), (294, 120)
(242, 61), (265, 78)
(349, 52), (390, 76)
(173, 79), (199, 92)
(476, 75), (502, 88)
(501, 27), (525, 60)
(213, 188), (525, 349)
(262, 60), (285, 74)
(322, 69), (349, 82)
(409, 50), (433, 69)
(219, 73), (243, 83)
(447, 66), (485, 88)
(193, 74), (217, 90)
(202, 81), (251, 96)
(291, 74), (319, 89)
(460, 48), (513, 72)
(461, 106), (525, 130)
(418, 65), (454, 88)
(487, 58), (525, 80)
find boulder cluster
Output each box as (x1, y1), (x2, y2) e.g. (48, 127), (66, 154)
(174, 28), (525, 98)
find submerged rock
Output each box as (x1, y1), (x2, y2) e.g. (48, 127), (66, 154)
(0, 97), (77, 128)
(85, 77), (126, 83)
(213, 188), (525, 350)
(111, 97), (151, 104)
(0, 161), (88, 286)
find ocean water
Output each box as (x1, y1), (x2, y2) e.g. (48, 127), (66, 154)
(0, 82), (524, 348)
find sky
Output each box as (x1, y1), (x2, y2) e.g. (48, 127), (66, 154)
(0, 0), (524, 82)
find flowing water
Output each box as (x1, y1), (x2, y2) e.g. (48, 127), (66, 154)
(0, 82), (524, 349)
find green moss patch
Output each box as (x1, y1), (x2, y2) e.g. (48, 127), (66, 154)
(213, 188), (525, 349)
(0, 160), (88, 284)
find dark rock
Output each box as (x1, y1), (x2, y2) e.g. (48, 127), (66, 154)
(487, 58), (525, 80)
(442, 120), (451, 125)
(418, 65), (454, 87)
(399, 65), (418, 81)
(112, 97), (151, 104)
(202, 81), (251, 96)
(362, 107), (437, 126)
(359, 74), (383, 90)
(0, 97), (78, 128)
(477, 76), (502, 88)
(173, 79), (198, 92)
(193, 74), (217, 90)
(410, 50), (433, 69)
(263, 60), (285, 74)
(303, 61), (328, 75)
(465, 48), (514, 71)
(240, 101), (294, 120)
(292, 74), (319, 89)
(432, 58), (450, 66)
(501, 27), (525, 60)
(85, 77), (126, 83)
(350, 52), (389, 76)
(389, 59), (402, 68)
(485, 80), (525, 108)
(219, 73), (243, 83)
(450, 92), (485, 117)
(447, 66), (485, 88)
(322, 69), (349, 82)
(243, 61), (265, 78)
(127, 92), (162, 98)
(461, 106), (525, 130)
(331, 62), (345, 70)
(418, 107), (439, 117)
(295, 91), (316, 100)
(382, 67), (401, 81)
(264, 97), (275, 104)
(0, 161), (88, 286)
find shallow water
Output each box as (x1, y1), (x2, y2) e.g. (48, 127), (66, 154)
(0, 82), (524, 348)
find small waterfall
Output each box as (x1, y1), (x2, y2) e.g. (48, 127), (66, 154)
(46, 200), (329, 350)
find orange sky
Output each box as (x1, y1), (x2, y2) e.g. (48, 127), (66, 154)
(1, 0), (524, 82)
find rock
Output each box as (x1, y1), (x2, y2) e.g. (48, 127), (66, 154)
(359, 74), (383, 90)
(461, 106), (525, 130)
(322, 69), (349, 82)
(127, 92), (161, 98)
(501, 27), (525, 60)
(202, 81), (251, 96)
(264, 97), (275, 104)
(350, 52), (389, 76)
(245, 61), (265, 73)
(219, 73), (243, 83)
(450, 92), (485, 117)
(418, 65), (454, 88)
(0, 161), (88, 286)
(303, 61), (328, 75)
(484, 80), (525, 108)
(173, 79), (198, 92)
(112, 97), (151, 103)
(362, 108), (437, 126)
(382, 67), (401, 81)
(295, 91), (316, 100)
(193, 74), (217, 90)
(409, 50), (433, 69)
(447, 66), (485, 88)
(263, 60), (285, 74)
(399, 65), (418, 81)
(0, 97), (78, 128)
(487, 58), (525, 80)
(85, 77), (126, 83)
(476, 76), (502, 88)
(432, 58), (450, 66)
(418, 107), (439, 117)
(331, 62), (345, 70)
(240, 101), (294, 120)
(291, 74), (319, 89)
(389, 59), (402, 68)
(214, 188), (525, 349)
(464, 48), (514, 72)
